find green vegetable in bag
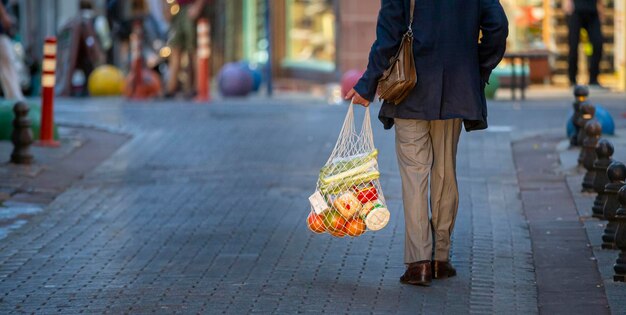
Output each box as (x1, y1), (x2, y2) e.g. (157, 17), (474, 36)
(319, 149), (378, 178)
(320, 170), (380, 195)
(320, 159), (377, 185)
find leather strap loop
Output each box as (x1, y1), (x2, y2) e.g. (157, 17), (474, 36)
(409, 0), (415, 29)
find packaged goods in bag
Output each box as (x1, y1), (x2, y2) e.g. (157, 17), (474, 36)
(307, 102), (389, 237)
(333, 192), (361, 219)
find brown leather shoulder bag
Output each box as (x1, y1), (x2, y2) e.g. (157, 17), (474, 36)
(377, 0), (417, 105)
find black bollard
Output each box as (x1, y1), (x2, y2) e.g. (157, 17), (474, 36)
(575, 101), (596, 147)
(570, 85), (589, 146)
(614, 186), (626, 282)
(578, 120), (601, 173)
(10, 101), (34, 165)
(602, 161), (626, 250)
(591, 139), (614, 218)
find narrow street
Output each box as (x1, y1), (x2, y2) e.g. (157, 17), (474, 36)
(0, 95), (625, 313)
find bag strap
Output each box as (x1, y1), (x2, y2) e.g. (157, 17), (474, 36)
(408, 0), (415, 33)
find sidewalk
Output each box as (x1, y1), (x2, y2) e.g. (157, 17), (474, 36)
(513, 135), (610, 313)
(0, 125), (128, 240)
(0, 95), (623, 313)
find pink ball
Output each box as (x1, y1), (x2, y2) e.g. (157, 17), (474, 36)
(341, 69), (364, 99)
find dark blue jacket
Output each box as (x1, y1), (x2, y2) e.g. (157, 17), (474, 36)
(353, 0), (509, 131)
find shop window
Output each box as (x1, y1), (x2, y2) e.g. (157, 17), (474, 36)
(284, 0), (336, 71)
(502, 0), (546, 51)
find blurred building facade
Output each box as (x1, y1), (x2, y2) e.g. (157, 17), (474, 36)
(16, 0), (108, 61)
(215, 0), (626, 90)
(8, 0), (626, 91)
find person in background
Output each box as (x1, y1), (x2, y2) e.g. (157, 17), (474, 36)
(164, 0), (208, 99)
(563, 0), (606, 89)
(0, 0), (23, 99)
(107, 0), (149, 71)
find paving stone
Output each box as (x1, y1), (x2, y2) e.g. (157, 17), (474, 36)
(0, 99), (542, 313)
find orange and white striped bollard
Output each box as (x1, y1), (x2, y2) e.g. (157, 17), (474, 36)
(196, 18), (211, 102)
(38, 37), (59, 147)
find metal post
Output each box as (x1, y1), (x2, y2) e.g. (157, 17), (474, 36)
(614, 186), (626, 281)
(196, 18), (211, 102)
(511, 59), (517, 100)
(521, 57), (526, 100)
(38, 37), (59, 147)
(11, 101), (34, 165)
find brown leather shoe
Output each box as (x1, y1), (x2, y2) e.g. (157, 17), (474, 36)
(432, 260), (457, 279)
(400, 261), (432, 286)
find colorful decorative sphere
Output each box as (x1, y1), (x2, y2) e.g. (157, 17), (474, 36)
(567, 105), (615, 137)
(595, 105), (615, 135)
(484, 75), (501, 99)
(123, 69), (162, 99)
(341, 69), (364, 99)
(218, 63), (254, 97)
(239, 61), (263, 92)
(88, 65), (125, 96)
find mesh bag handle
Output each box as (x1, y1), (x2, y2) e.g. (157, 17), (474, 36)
(326, 102), (375, 164)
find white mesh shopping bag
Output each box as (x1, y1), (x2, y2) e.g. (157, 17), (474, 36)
(307, 102), (389, 237)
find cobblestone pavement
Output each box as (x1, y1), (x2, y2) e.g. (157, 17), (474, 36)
(560, 136), (626, 315)
(513, 135), (611, 314)
(1, 95), (622, 314)
(0, 126), (128, 241)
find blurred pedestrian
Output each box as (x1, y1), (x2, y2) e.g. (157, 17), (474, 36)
(346, 0), (508, 286)
(563, 0), (605, 89)
(164, 0), (208, 98)
(0, 0), (23, 99)
(107, 0), (149, 71)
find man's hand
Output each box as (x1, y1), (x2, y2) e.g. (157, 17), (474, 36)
(563, 0), (574, 15)
(345, 88), (370, 107)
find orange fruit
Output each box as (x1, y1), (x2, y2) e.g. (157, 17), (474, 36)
(307, 212), (326, 234)
(322, 210), (347, 233)
(328, 227), (346, 238)
(345, 217), (366, 237)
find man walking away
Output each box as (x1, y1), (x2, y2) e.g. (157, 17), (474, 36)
(563, 0), (606, 89)
(0, 0), (23, 100)
(347, 0), (508, 286)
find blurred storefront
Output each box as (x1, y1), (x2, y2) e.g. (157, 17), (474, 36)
(14, 0), (626, 91)
(501, 0), (624, 88)
(219, 0), (626, 88)
(214, 0), (378, 85)
(219, 0), (341, 82)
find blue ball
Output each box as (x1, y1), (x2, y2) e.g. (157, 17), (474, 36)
(595, 105), (615, 135)
(565, 105), (615, 137)
(566, 112), (576, 138)
(238, 61), (263, 92)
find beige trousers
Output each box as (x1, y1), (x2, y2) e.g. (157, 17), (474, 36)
(394, 118), (462, 263)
